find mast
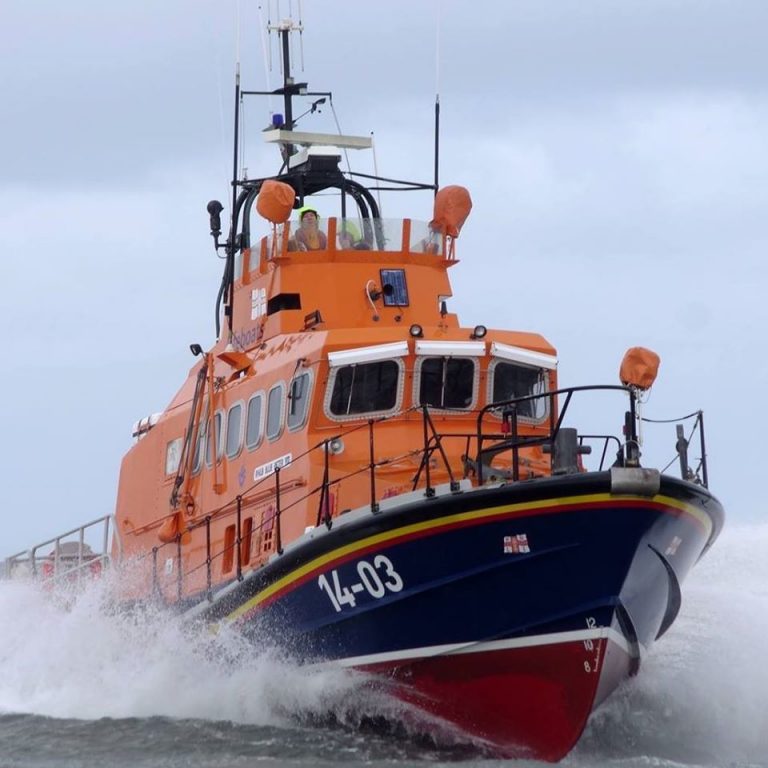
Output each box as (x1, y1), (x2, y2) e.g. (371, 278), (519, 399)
(225, 64), (241, 341)
(281, 25), (293, 131)
(270, 16), (306, 168)
(434, 94), (440, 195)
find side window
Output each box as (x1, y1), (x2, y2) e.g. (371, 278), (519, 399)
(225, 402), (244, 459)
(245, 393), (264, 450)
(266, 383), (285, 441)
(287, 371), (312, 431)
(491, 361), (548, 420)
(417, 357), (476, 409)
(205, 411), (224, 466)
(165, 437), (183, 475)
(328, 360), (401, 417)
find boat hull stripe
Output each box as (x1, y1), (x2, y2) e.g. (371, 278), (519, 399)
(314, 627), (633, 669)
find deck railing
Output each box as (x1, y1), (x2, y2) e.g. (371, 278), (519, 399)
(2, 388), (709, 599)
(134, 386), (710, 604)
(2, 515), (119, 587)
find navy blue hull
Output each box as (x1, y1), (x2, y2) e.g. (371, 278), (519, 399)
(195, 471), (722, 758)
(204, 472), (720, 658)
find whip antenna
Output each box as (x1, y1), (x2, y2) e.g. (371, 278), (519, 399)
(257, 3), (274, 115)
(433, 2), (441, 195)
(371, 132), (383, 215)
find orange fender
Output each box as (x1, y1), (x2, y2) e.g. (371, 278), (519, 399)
(256, 180), (296, 224)
(158, 512), (181, 543)
(620, 347), (660, 390)
(431, 185), (472, 237)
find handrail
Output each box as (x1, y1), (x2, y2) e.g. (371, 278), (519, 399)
(643, 409), (709, 488)
(577, 435), (624, 472)
(2, 515), (117, 584)
(475, 384), (638, 484)
(412, 406), (459, 494)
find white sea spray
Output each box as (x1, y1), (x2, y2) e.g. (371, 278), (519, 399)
(1, 522), (766, 767)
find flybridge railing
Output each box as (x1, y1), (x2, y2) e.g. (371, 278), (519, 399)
(139, 389), (710, 604)
(246, 218), (445, 263)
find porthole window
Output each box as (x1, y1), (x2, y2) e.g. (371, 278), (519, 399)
(327, 359), (402, 418)
(266, 383), (285, 441)
(226, 402), (244, 459)
(287, 371), (312, 431)
(245, 392), (264, 450)
(490, 361), (548, 420)
(416, 357), (476, 410)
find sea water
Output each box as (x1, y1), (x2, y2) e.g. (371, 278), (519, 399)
(0, 523), (766, 768)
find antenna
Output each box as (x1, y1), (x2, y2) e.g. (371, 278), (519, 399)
(371, 132), (383, 215)
(298, 0), (305, 70)
(433, 4), (441, 195)
(257, 3), (273, 115)
(224, 61), (241, 340)
(266, 13), (305, 165)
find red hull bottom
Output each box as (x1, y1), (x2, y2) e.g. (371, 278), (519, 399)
(356, 635), (632, 761)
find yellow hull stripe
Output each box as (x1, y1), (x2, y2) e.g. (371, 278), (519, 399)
(224, 491), (712, 624)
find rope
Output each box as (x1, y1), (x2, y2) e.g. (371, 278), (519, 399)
(365, 279), (379, 320)
(656, 416), (702, 479)
(257, 3), (273, 114)
(641, 410), (701, 424)
(330, 100), (352, 179)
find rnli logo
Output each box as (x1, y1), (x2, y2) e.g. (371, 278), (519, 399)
(251, 287), (267, 319)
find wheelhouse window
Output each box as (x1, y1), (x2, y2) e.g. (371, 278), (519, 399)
(287, 372), (312, 431)
(225, 402), (243, 459)
(245, 392), (264, 450)
(328, 360), (401, 417)
(491, 361), (548, 420)
(417, 357), (476, 409)
(266, 383), (285, 441)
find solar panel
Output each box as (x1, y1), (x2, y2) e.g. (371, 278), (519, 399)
(380, 269), (409, 307)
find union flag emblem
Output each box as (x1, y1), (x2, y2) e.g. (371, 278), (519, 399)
(503, 534), (530, 554)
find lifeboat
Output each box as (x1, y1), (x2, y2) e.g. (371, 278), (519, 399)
(3, 16), (724, 762)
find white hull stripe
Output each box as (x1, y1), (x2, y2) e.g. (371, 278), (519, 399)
(316, 627), (635, 670)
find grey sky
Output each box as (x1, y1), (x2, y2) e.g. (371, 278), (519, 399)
(1, 1), (766, 555)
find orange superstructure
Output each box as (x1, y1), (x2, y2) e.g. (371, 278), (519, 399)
(114, 210), (559, 601)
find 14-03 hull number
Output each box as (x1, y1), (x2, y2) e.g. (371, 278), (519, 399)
(318, 555), (404, 612)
